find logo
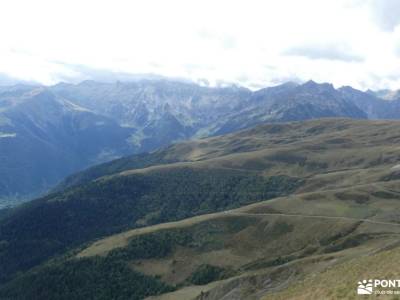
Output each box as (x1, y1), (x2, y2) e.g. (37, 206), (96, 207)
(357, 279), (400, 295)
(358, 280), (373, 295)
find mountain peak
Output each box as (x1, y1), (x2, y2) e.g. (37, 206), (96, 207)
(303, 79), (317, 86)
(299, 80), (335, 93)
(272, 81), (299, 90)
(339, 85), (359, 93)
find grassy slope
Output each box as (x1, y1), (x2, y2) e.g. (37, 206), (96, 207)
(74, 180), (400, 297)
(7, 178), (399, 300)
(0, 168), (299, 285)
(264, 244), (400, 300)
(58, 118), (400, 190)
(77, 178), (400, 258)
(3, 118), (400, 299)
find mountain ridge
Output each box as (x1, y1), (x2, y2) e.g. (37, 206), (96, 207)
(1, 78), (400, 202)
(0, 87), (135, 203)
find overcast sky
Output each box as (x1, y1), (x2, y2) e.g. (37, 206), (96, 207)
(1, 0), (400, 90)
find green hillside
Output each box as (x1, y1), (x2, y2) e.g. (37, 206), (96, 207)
(2, 118), (400, 299)
(4, 180), (400, 299)
(0, 168), (300, 284)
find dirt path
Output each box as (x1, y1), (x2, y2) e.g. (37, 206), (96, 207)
(231, 211), (400, 227)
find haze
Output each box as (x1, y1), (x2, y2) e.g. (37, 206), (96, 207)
(1, 0), (400, 89)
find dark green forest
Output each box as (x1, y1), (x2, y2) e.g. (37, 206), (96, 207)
(0, 167), (302, 284)
(0, 216), (253, 299)
(0, 256), (174, 300)
(55, 149), (179, 191)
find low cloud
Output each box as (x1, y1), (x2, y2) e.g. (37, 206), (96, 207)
(283, 43), (364, 62)
(51, 63), (194, 85)
(0, 73), (38, 86)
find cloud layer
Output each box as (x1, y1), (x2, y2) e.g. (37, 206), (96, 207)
(1, 0), (400, 90)
(284, 43), (364, 62)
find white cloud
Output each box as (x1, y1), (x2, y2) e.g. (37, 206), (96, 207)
(367, 0), (400, 31)
(283, 43), (364, 62)
(0, 0), (400, 89)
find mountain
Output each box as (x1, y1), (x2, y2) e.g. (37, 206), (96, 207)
(50, 80), (367, 140)
(50, 80), (251, 127)
(0, 87), (134, 204)
(211, 80), (366, 135)
(339, 86), (400, 119)
(1, 78), (400, 203)
(339, 86), (388, 118)
(367, 88), (400, 101)
(2, 118), (400, 299)
(50, 80), (253, 148)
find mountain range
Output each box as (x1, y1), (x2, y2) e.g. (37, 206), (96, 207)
(1, 78), (400, 203)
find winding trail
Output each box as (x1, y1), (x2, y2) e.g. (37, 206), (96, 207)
(230, 211), (400, 227)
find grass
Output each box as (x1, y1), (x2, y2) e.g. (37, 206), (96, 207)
(6, 118), (400, 299)
(264, 244), (400, 300)
(75, 176), (400, 299)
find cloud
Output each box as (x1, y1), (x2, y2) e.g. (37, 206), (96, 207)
(50, 63), (194, 85)
(368, 0), (400, 31)
(1, 0), (400, 90)
(269, 76), (303, 86)
(283, 43), (364, 62)
(196, 29), (237, 49)
(0, 72), (38, 86)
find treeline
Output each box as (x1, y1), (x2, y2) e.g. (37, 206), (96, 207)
(188, 264), (233, 285)
(0, 256), (174, 300)
(55, 149), (178, 191)
(0, 167), (302, 284)
(0, 216), (250, 299)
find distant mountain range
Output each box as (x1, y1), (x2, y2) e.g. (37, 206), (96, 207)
(1, 78), (400, 201)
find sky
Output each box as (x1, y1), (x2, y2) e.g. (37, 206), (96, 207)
(1, 0), (400, 90)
